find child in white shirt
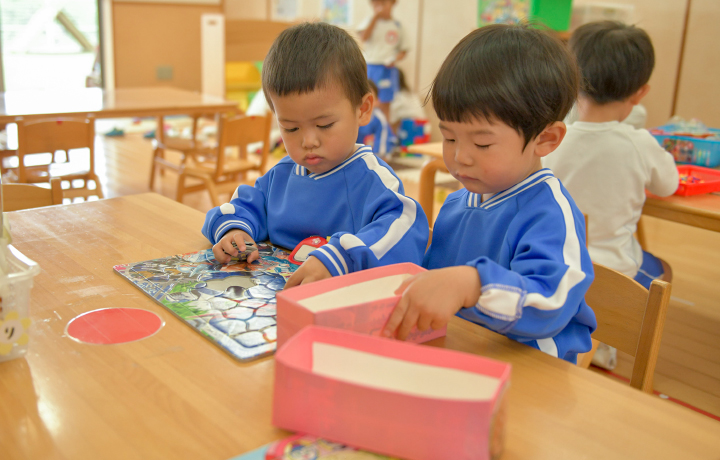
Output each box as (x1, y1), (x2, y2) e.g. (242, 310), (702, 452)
(544, 21), (678, 369)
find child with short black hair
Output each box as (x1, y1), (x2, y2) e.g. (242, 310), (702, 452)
(544, 22), (677, 289)
(202, 22), (429, 288)
(383, 24), (596, 364)
(543, 21), (677, 369)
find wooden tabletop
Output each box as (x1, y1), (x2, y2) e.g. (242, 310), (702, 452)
(407, 142), (720, 232)
(0, 86), (237, 123)
(643, 192), (720, 232)
(3, 193), (720, 460)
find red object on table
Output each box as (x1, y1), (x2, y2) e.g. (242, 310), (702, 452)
(675, 165), (720, 196)
(289, 236), (328, 265)
(65, 308), (164, 344)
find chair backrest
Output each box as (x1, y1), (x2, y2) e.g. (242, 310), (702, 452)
(214, 112), (272, 178)
(3, 178), (64, 211)
(585, 263), (671, 393)
(17, 117), (94, 183)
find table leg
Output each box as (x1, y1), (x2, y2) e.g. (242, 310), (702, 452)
(419, 158), (448, 226)
(149, 115), (165, 189)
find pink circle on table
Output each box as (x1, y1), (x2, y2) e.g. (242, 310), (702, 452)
(65, 308), (164, 345)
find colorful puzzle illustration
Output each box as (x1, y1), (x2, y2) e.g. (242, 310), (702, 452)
(114, 243), (298, 361)
(232, 434), (398, 460)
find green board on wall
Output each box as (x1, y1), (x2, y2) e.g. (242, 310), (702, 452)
(478, 0), (573, 31)
(529, 0), (573, 31)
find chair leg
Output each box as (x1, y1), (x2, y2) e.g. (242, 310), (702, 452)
(90, 173), (104, 199)
(204, 177), (221, 208)
(176, 172), (186, 203)
(149, 147), (161, 190)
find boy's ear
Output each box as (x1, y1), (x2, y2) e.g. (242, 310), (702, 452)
(358, 92), (375, 126)
(532, 121), (567, 158)
(629, 84), (650, 105)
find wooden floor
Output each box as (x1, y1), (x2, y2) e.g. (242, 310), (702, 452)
(91, 131), (720, 420)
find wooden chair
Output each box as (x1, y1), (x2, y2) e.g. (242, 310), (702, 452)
(161, 113), (272, 207)
(3, 178), (64, 211)
(13, 117), (103, 200)
(580, 263), (671, 393)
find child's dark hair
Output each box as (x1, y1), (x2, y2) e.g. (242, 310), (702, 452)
(430, 24), (578, 146)
(570, 21), (654, 104)
(262, 22), (370, 110)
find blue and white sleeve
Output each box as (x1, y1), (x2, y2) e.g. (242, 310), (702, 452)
(201, 174), (270, 245)
(308, 161), (429, 275)
(458, 183), (594, 340)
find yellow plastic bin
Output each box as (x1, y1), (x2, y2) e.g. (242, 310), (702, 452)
(0, 245), (39, 362)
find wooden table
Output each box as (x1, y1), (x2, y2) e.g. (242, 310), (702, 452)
(3, 193), (720, 459)
(407, 142), (720, 231)
(0, 87), (237, 124)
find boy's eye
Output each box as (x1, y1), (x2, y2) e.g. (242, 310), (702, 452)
(283, 127), (299, 133)
(475, 144), (491, 149)
(318, 123), (335, 130)
(443, 138), (455, 143)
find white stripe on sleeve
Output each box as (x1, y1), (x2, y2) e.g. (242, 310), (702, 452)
(325, 244), (349, 275)
(361, 155), (417, 260)
(523, 178), (586, 311)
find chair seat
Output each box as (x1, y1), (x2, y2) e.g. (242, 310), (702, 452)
(187, 155), (261, 176)
(154, 136), (217, 153)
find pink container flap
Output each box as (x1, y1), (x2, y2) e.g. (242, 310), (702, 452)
(276, 263), (445, 348)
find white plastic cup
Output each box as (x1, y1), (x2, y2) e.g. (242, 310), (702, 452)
(0, 245), (39, 362)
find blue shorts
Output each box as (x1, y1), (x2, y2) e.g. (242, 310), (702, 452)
(633, 250), (665, 289)
(367, 64), (399, 103)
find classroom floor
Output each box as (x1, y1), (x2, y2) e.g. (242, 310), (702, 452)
(88, 122), (720, 421)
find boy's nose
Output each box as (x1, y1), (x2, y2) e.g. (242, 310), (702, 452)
(302, 131), (320, 149)
(454, 145), (473, 165)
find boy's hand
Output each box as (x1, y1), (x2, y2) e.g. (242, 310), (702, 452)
(212, 229), (259, 264)
(383, 266), (481, 340)
(284, 256), (332, 289)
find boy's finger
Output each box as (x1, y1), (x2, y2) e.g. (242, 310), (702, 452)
(417, 313), (433, 332)
(246, 249), (260, 263)
(394, 274), (417, 295)
(221, 238), (238, 256)
(430, 317), (446, 331)
(212, 245), (228, 263)
(397, 308), (420, 341)
(284, 271), (302, 290)
(383, 295), (409, 338)
(232, 234), (246, 253)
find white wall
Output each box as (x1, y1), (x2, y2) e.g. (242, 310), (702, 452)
(223, 0), (693, 133)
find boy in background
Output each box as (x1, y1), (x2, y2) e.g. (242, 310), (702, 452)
(383, 24), (596, 364)
(202, 22), (428, 289)
(357, 79), (398, 159)
(358, 0), (408, 121)
(543, 21), (678, 369)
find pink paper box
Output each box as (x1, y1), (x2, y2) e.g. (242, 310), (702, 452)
(275, 263), (445, 349)
(273, 325), (512, 460)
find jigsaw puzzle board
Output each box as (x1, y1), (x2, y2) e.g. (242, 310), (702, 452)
(114, 243), (298, 361)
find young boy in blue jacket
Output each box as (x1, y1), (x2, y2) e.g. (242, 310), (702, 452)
(202, 22), (429, 289)
(383, 24), (596, 363)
